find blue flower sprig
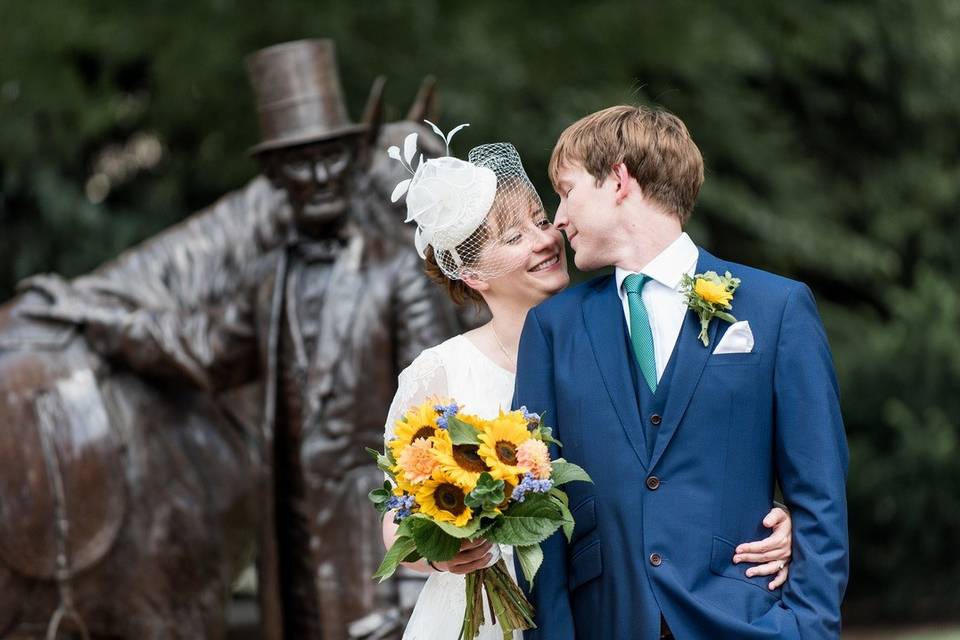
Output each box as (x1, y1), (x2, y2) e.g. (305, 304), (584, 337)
(434, 402), (460, 429)
(511, 473), (553, 502)
(386, 493), (417, 523)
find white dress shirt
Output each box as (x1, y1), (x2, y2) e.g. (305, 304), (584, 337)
(615, 232), (699, 383)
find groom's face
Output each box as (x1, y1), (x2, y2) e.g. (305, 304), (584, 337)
(553, 162), (620, 271)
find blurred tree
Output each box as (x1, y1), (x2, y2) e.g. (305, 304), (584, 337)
(1, 0), (957, 622)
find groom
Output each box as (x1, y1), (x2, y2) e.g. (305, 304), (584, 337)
(513, 105), (848, 639)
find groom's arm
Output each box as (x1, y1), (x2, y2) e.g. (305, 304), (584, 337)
(773, 284), (850, 639)
(512, 307), (575, 640)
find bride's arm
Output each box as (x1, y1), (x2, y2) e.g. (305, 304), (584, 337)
(380, 348), (479, 574)
(382, 515), (433, 574)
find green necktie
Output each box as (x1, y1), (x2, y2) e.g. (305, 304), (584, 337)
(624, 273), (657, 393)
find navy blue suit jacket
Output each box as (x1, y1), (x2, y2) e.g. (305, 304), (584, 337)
(513, 248), (849, 640)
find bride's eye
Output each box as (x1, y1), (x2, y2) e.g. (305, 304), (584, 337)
(537, 218), (551, 228)
(503, 232), (523, 245)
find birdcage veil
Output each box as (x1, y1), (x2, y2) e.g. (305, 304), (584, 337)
(388, 123), (545, 281)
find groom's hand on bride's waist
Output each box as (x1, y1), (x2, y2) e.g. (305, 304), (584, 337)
(732, 506), (793, 590)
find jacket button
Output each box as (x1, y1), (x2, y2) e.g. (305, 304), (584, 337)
(646, 476), (661, 490)
(650, 414), (662, 426)
(649, 553), (663, 567)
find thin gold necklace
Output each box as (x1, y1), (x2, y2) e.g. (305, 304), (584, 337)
(490, 323), (516, 365)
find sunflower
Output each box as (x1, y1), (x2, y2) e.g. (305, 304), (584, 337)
(477, 410), (532, 482)
(416, 470), (474, 527)
(388, 399), (443, 461)
(694, 277), (734, 308)
(431, 429), (491, 491)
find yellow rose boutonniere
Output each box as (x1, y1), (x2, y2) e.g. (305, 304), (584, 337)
(680, 270), (741, 346)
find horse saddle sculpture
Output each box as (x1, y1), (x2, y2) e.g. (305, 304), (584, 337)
(0, 296), (127, 582)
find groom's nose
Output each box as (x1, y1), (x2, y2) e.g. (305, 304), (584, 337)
(554, 203), (569, 230)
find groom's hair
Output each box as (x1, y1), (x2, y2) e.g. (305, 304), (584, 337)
(548, 105), (704, 224)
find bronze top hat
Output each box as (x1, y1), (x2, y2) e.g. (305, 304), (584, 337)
(246, 39), (366, 155)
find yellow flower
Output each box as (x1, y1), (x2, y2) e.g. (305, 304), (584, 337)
(517, 439), (552, 479)
(396, 437), (439, 485)
(432, 428), (490, 491)
(416, 471), (474, 527)
(389, 400), (443, 461)
(478, 410), (531, 482)
(694, 278), (733, 308)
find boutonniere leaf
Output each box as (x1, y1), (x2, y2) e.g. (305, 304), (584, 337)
(679, 270), (740, 347)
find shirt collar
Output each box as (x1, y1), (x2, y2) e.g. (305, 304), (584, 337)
(615, 232), (699, 294)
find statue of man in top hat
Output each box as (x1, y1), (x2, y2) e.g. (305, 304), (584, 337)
(26, 39), (456, 639)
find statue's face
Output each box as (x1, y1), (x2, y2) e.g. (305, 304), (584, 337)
(264, 137), (358, 233)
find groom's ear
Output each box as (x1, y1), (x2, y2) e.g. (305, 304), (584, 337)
(612, 162), (636, 205)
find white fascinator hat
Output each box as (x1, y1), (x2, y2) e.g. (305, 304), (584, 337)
(388, 122), (542, 281)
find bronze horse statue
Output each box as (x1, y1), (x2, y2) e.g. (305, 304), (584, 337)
(0, 80), (446, 640)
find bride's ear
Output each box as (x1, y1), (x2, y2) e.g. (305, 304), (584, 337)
(461, 273), (490, 293)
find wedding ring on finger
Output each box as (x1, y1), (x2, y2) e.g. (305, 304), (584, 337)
(776, 560), (786, 571)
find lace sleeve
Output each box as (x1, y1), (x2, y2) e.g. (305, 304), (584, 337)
(384, 347), (449, 445)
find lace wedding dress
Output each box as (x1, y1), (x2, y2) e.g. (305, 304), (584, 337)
(384, 334), (523, 640)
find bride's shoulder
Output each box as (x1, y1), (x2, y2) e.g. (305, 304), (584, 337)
(399, 334), (465, 380)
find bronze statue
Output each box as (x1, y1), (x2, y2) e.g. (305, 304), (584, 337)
(2, 39), (458, 639)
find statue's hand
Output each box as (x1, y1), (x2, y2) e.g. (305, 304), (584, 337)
(17, 273), (76, 304)
(16, 302), (90, 326)
(16, 273), (117, 327)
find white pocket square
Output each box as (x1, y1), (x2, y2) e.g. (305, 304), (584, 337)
(712, 320), (754, 354)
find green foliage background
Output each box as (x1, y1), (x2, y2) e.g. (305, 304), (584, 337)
(2, 0), (958, 621)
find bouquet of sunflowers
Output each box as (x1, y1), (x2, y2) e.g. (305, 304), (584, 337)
(368, 398), (591, 639)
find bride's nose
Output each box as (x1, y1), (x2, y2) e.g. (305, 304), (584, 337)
(531, 225), (556, 253)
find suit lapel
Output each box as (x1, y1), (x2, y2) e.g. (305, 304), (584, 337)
(582, 276), (648, 471)
(308, 232), (366, 400)
(647, 249), (728, 471)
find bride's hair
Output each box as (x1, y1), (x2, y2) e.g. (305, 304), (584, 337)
(424, 246), (482, 307)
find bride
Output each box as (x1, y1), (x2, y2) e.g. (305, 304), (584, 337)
(381, 131), (792, 639)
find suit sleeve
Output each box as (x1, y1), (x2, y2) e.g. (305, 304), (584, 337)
(512, 307), (574, 640)
(773, 284), (849, 639)
(83, 295), (260, 392)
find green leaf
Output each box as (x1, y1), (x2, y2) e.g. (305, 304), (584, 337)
(432, 515), (482, 539)
(487, 493), (565, 546)
(369, 487), (391, 504)
(465, 472), (505, 511)
(714, 311), (737, 324)
(514, 544), (544, 587)
(550, 460), (593, 486)
(407, 517), (462, 561)
(447, 416), (481, 445)
(549, 488), (575, 541)
(536, 426), (563, 448)
(373, 536), (417, 582)
(367, 446), (396, 476)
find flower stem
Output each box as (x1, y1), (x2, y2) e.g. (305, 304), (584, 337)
(459, 558), (535, 639)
